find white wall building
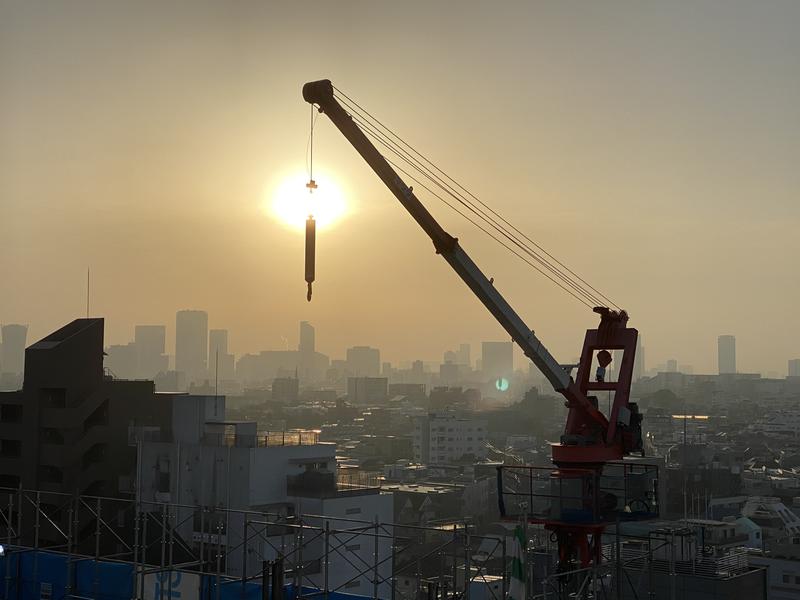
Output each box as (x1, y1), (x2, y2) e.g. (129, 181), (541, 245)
(413, 412), (487, 464)
(136, 394), (393, 596)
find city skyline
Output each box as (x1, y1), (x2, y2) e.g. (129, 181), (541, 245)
(3, 2), (800, 375)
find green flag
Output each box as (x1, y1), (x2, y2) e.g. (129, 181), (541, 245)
(508, 524), (526, 600)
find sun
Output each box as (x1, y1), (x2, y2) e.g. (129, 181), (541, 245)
(269, 171), (347, 231)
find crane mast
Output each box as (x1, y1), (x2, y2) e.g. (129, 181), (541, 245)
(303, 79), (655, 573)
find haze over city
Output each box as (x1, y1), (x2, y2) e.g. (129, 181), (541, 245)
(3, 2), (800, 375)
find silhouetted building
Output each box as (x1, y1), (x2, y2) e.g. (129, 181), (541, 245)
(347, 346), (380, 377)
(176, 310), (208, 384)
(429, 387), (480, 410)
(1, 324), (27, 375)
(272, 376), (299, 404)
(481, 341), (512, 384)
(105, 342), (138, 379)
(666, 359), (678, 373)
(299, 321), (314, 356)
(718, 334), (736, 375)
(634, 334), (645, 381)
(0, 318), (173, 497)
(134, 325), (168, 379)
(347, 377), (388, 404)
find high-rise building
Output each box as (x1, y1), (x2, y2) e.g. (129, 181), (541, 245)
(1, 324), (27, 375)
(299, 321), (315, 355)
(481, 341), (513, 383)
(457, 343), (471, 368)
(0, 318), (173, 497)
(633, 335), (645, 381)
(718, 335), (736, 375)
(176, 310), (208, 384)
(346, 346), (380, 377)
(666, 359), (678, 373)
(789, 359), (800, 378)
(134, 325), (168, 379)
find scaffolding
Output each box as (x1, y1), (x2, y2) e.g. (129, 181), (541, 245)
(0, 487), (509, 600)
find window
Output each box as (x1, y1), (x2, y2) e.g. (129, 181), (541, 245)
(345, 507), (361, 515)
(0, 439), (21, 457)
(345, 544), (361, 552)
(0, 405), (21, 423)
(783, 574), (791, 584)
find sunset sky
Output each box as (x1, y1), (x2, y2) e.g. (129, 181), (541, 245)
(2, 1), (799, 375)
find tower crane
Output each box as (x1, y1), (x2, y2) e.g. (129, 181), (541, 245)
(302, 79), (657, 573)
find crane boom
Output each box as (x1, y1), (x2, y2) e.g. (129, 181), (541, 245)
(302, 79), (570, 391)
(303, 79), (654, 572)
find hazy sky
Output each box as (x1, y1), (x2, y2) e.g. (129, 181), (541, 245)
(2, 1), (799, 375)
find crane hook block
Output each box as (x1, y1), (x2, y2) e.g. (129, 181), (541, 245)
(305, 215), (316, 302)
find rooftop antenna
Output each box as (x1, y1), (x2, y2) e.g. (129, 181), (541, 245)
(86, 267), (90, 318)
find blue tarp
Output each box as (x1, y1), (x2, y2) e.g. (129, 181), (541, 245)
(0, 551), (379, 600)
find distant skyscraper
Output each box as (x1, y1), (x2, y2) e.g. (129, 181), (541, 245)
(666, 359), (678, 373)
(481, 341), (513, 383)
(457, 343), (471, 368)
(134, 325), (168, 378)
(175, 310), (208, 383)
(633, 335), (644, 381)
(718, 335), (736, 375)
(0, 324), (27, 375)
(789, 359), (800, 378)
(346, 346), (380, 377)
(299, 321), (315, 355)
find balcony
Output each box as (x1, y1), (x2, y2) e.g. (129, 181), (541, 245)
(202, 429), (321, 448)
(287, 471), (381, 499)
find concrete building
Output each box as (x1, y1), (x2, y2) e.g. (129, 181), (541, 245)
(719, 335), (736, 375)
(136, 394), (393, 596)
(346, 346), (380, 377)
(347, 377), (388, 405)
(105, 342), (138, 379)
(176, 310), (208, 384)
(0, 318), (173, 498)
(134, 325), (168, 379)
(0, 324), (27, 376)
(272, 376), (299, 403)
(413, 412), (488, 464)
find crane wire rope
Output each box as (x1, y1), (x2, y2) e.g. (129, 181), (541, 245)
(340, 101), (606, 308)
(350, 111), (600, 308)
(333, 85), (619, 310)
(384, 155), (595, 308)
(331, 85), (622, 311)
(336, 92), (613, 310)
